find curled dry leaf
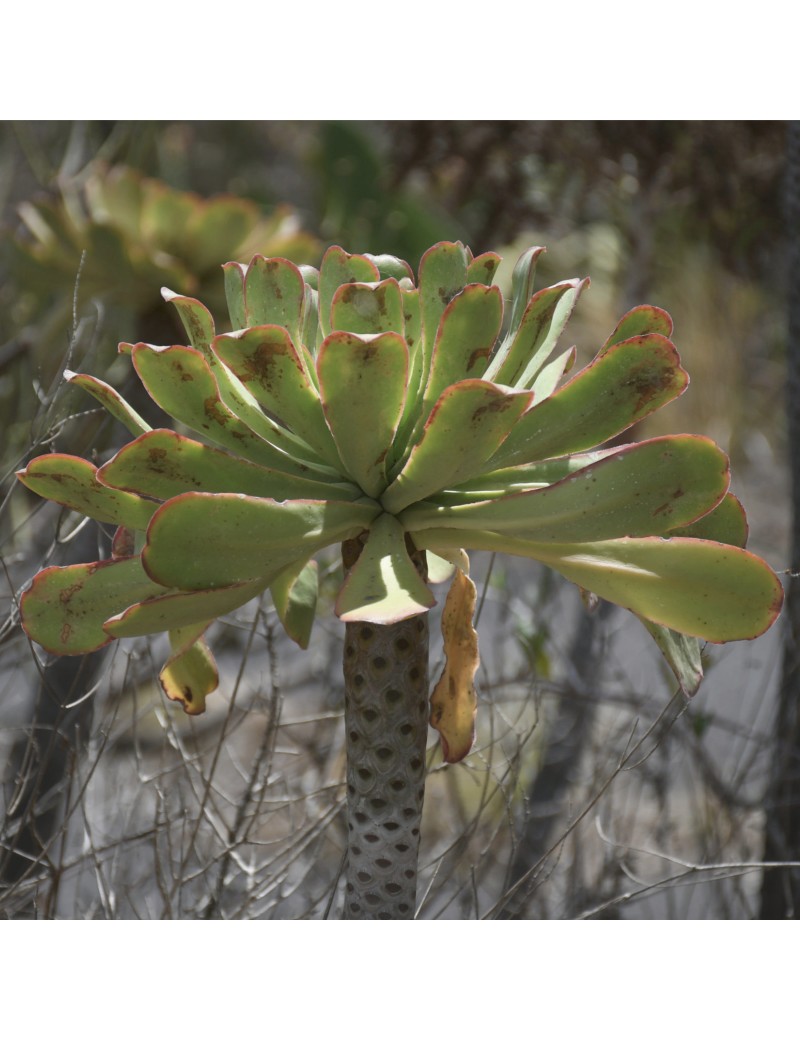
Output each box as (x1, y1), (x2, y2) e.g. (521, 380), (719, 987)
(430, 568), (480, 764)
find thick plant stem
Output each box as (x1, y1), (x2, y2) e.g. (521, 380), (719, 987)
(342, 538), (429, 920)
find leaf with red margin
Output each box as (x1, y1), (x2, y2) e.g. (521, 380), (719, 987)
(161, 289), (216, 352)
(142, 492), (381, 591)
(466, 251), (502, 287)
(330, 279), (405, 336)
(382, 380), (533, 514)
(130, 342), (328, 476)
(413, 530), (784, 643)
(485, 278), (587, 388)
(418, 284), (503, 424)
(318, 331), (408, 497)
(401, 436), (730, 542)
(318, 246), (380, 337)
(668, 491), (748, 547)
(489, 334), (689, 467)
(212, 326), (339, 467)
(417, 241), (470, 361)
(98, 429), (358, 503)
(17, 454), (159, 529)
(20, 556), (163, 655)
(64, 370), (151, 436)
(244, 255), (305, 341)
(104, 578), (271, 638)
(635, 492), (749, 697)
(600, 304), (673, 353)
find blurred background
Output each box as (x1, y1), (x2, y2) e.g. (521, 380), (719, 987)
(0, 120), (791, 919)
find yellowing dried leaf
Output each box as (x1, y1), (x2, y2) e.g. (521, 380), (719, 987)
(430, 568), (480, 763)
(159, 627), (218, 716)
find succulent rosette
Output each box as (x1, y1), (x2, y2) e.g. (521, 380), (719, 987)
(17, 242), (783, 726)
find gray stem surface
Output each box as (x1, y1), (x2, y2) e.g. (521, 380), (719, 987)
(342, 538), (429, 920)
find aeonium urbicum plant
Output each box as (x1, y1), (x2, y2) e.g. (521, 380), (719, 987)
(17, 242), (783, 919)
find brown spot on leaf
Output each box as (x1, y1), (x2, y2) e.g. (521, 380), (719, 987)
(148, 447), (168, 470)
(58, 581), (83, 605)
(204, 397), (230, 425)
(473, 395), (514, 421)
(624, 354), (680, 417)
(171, 360), (193, 382)
(241, 343), (295, 386)
(467, 347), (491, 371)
(60, 622), (72, 644)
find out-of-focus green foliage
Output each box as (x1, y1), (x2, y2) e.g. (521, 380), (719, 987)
(314, 122), (462, 261)
(0, 155), (321, 481)
(10, 163), (320, 333)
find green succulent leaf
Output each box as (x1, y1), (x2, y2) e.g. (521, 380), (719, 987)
(601, 304), (674, 353)
(530, 346), (577, 403)
(161, 289), (216, 352)
(486, 278), (587, 388)
(466, 251), (502, 287)
(212, 326), (339, 466)
(425, 552), (457, 584)
(417, 241), (470, 357)
(97, 429), (360, 503)
(382, 381), (533, 514)
(669, 491), (748, 547)
(222, 262), (247, 329)
(364, 253), (415, 282)
(317, 331), (408, 498)
(330, 279), (405, 336)
(419, 284), (503, 425)
(17, 454), (159, 529)
(415, 530), (783, 642)
(400, 285), (422, 356)
(244, 255), (305, 342)
(389, 287), (425, 472)
(318, 246), (380, 337)
(142, 492), (380, 590)
(504, 245), (547, 342)
(271, 559), (319, 649)
(130, 342), (328, 477)
(336, 513), (435, 623)
(438, 451), (619, 502)
(490, 334), (689, 468)
(65, 370), (151, 437)
(301, 283), (321, 362)
(402, 436), (729, 540)
(104, 577), (272, 638)
(639, 619), (704, 697)
(20, 556), (164, 654)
